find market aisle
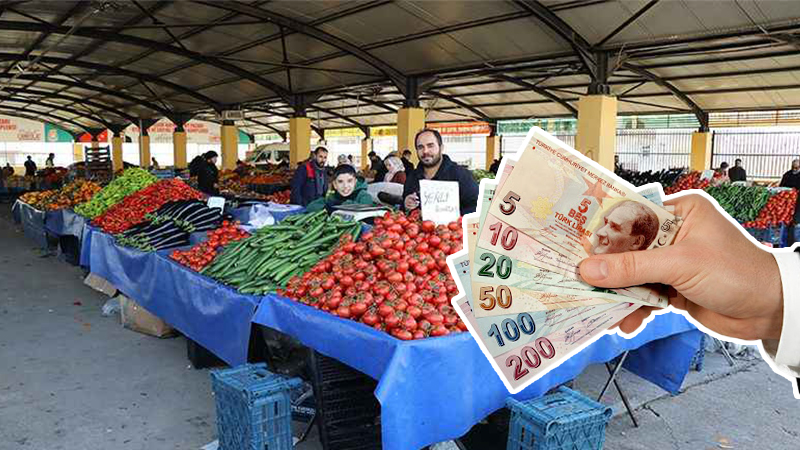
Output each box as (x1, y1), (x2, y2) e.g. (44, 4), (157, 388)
(0, 210), (216, 450)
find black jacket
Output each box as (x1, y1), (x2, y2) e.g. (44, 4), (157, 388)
(402, 154), (479, 216)
(189, 155), (205, 178)
(401, 157), (414, 174)
(24, 160), (36, 177)
(290, 160), (328, 206)
(780, 170), (800, 190)
(728, 166), (746, 182)
(197, 161), (219, 195)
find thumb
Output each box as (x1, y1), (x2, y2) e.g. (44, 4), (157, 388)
(578, 246), (680, 288)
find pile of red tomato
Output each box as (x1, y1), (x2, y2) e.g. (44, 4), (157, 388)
(170, 221), (250, 271)
(664, 171), (712, 195)
(742, 189), (798, 229)
(93, 179), (204, 233)
(280, 211), (466, 340)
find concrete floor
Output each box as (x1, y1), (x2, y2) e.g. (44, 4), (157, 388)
(1, 206), (799, 450)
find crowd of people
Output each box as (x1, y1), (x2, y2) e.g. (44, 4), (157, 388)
(290, 128), (479, 217)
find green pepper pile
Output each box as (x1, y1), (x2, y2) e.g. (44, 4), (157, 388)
(75, 168), (157, 219)
(201, 210), (361, 295)
(705, 184), (772, 223)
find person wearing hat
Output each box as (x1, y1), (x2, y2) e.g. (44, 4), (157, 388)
(197, 151), (219, 195)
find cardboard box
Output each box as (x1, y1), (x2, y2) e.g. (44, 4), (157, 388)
(83, 273), (118, 297)
(119, 295), (177, 338)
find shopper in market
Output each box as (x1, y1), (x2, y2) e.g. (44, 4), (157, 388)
(45, 153), (55, 168)
(188, 153), (205, 177)
(306, 164), (376, 213)
(197, 151), (220, 196)
(3, 162), (13, 177)
(488, 158), (501, 174)
(383, 155), (407, 184)
(403, 128), (479, 216)
(728, 159), (746, 182)
(578, 193), (799, 395)
(23, 155), (36, 177)
(401, 149), (414, 173)
(779, 159), (800, 189)
(151, 157), (159, 169)
(290, 146), (329, 206)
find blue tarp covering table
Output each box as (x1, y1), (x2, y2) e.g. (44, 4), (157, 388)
(80, 226), (260, 365)
(11, 199), (22, 224)
(45, 209), (87, 239)
(18, 201), (48, 248)
(253, 295), (700, 450)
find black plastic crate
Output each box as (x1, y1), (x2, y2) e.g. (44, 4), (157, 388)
(309, 351), (382, 450)
(186, 337), (226, 369)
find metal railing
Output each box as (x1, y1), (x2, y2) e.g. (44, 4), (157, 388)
(712, 130), (800, 179)
(615, 129), (693, 172)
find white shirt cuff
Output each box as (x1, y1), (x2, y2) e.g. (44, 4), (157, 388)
(762, 251), (800, 375)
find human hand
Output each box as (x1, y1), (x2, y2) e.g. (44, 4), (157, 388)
(578, 193), (783, 341)
(405, 192), (420, 210)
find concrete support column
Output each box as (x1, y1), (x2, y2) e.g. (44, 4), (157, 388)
(173, 129), (187, 169)
(289, 116), (311, 166)
(220, 121), (238, 170)
(397, 107), (425, 163)
(361, 138), (372, 170)
(111, 133), (123, 172)
(690, 131), (713, 171)
(72, 143), (83, 163)
(485, 135), (500, 170)
(575, 95), (617, 171)
(140, 134), (151, 168)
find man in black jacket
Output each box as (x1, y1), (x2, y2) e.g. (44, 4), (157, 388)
(728, 159), (747, 182)
(401, 149), (414, 173)
(402, 129), (479, 216)
(197, 151), (219, 195)
(290, 146), (329, 206)
(24, 155), (36, 177)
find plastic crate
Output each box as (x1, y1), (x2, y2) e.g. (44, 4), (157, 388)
(309, 351), (381, 450)
(690, 333), (706, 371)
(506, 387), (612, 450)
(746, 225), (789, 248)
(210, 363), (303, 450)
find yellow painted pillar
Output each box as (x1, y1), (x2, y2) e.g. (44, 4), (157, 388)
(289, 116), (311, 166)
(140, 134), (151, 168)
(397, 107), (425, 164)
(173, 130), (187, 169)
(111, 134), (123, 172)
(690, 131), (713, 171)
(361, 138), (372, 170)
(485, 135), (499, 170)
(575, 95), (617, 171)
(220, 122), (238, 170)
(72, 143), (83, 162)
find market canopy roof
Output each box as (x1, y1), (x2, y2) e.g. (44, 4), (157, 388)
(0, 0), (799, 137)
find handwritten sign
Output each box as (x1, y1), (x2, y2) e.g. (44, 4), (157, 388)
(420, 180), (460, 225)
(207, 196), (226, 212)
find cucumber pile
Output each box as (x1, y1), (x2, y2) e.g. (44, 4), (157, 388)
(202, 210), (360, 295)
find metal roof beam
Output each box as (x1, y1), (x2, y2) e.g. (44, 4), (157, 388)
(622, 63), (708, 130)
(0, 97), (113, 128)
(0, 105), (89, 132)
(0, 53), (217, 107)
(0, 19), (293, 103)
(0, 86), (137, 123)
(323, 94), (398, 114)
(426, 91), (492, 122)
(195, 1), (407, 91)
(243, 117), (286, 141)
(595, 0), (659, 47)
(493, 74), (578, 116)
(0, 73), (170, 116)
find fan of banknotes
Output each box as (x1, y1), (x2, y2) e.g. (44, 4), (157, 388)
(447, 127), (683, 394)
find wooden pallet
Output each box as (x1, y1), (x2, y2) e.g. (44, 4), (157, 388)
(85, 146), (113, 182)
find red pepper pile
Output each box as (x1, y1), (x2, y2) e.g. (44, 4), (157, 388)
(280, 211), (467, 340)
(170, 221), (250, 271)
(664, 171), (711, 195)
(265, 189), (291, 204)
(92, 179), (204, 233)
(742, 189), (798, 229)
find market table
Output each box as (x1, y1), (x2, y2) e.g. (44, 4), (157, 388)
(80, 225), (260, 366)
(253, 296), (700, 450)
(16, 200), (48, 249)
(44, 208), (87, 239)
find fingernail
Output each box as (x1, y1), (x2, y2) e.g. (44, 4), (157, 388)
(581, 259), (608, 280)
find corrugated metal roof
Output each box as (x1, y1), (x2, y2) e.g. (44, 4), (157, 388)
(0, 0), (798, 135)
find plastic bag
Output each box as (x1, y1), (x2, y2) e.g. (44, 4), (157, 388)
(102, 296), (121, 317)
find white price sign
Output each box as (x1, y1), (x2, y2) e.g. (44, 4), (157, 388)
(420, 180), (460, 225)
(207, 196), (226, 211)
